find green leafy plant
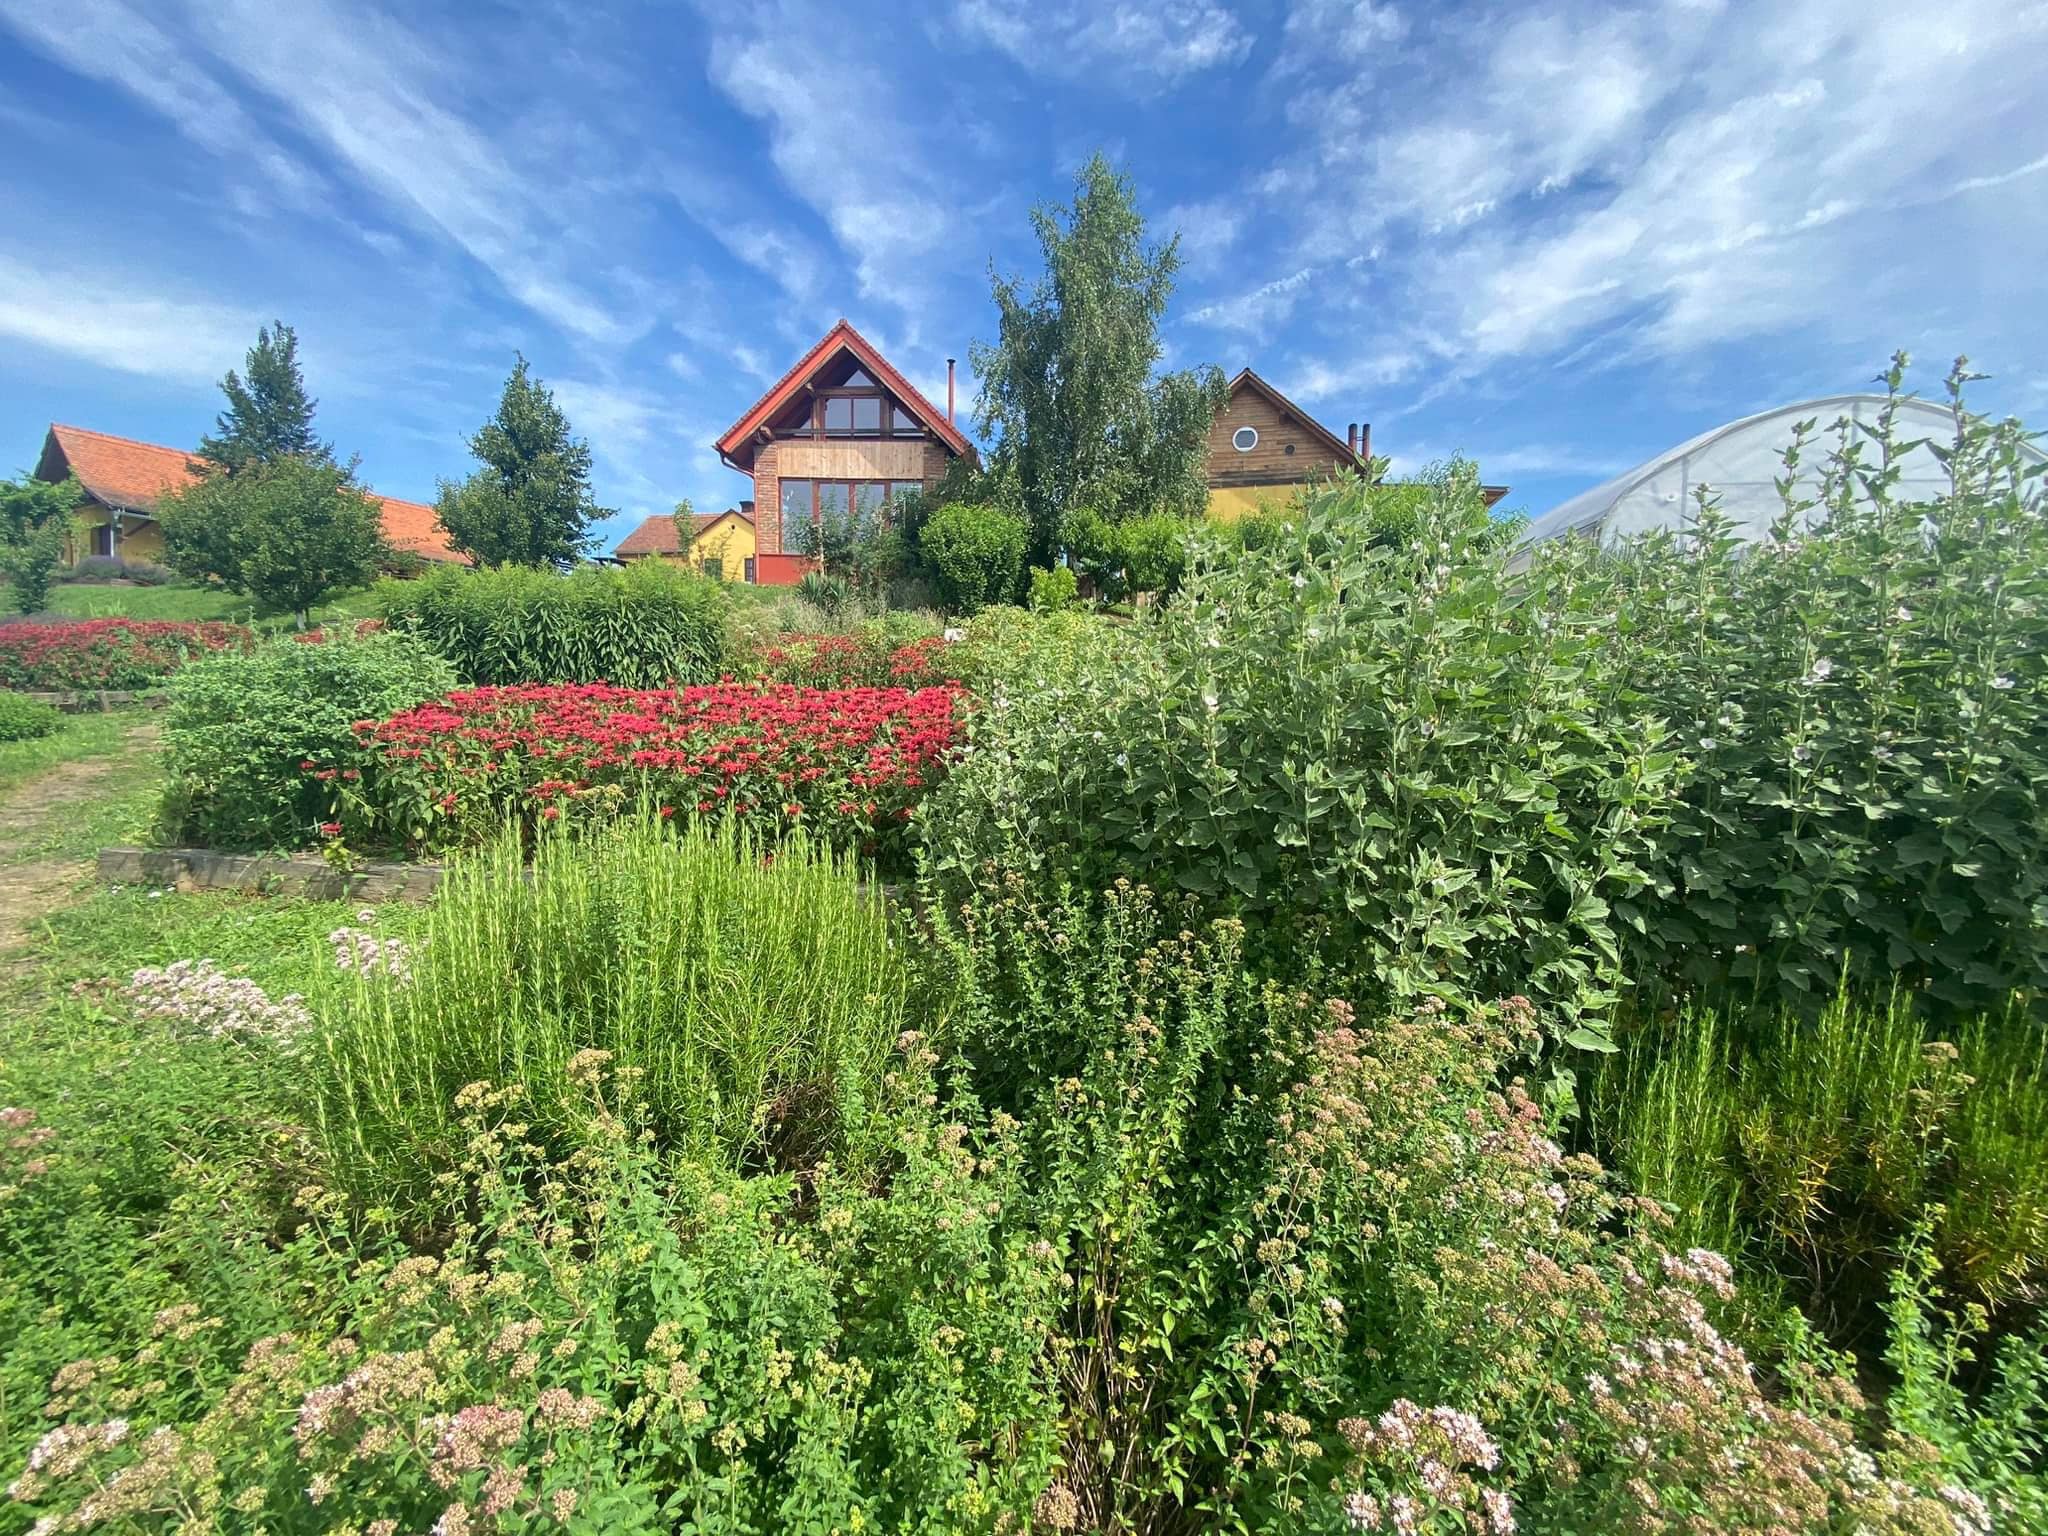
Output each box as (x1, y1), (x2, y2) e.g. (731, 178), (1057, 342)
(376, 558), (728, 686)
(0, 690), (62, 742)
(925, 462), (1682, 1055)
(0, 473), (82, 616)
(159, 629), (456, 848)
(1027, 563), (1078, 612)
(921, 502), (1026, 614)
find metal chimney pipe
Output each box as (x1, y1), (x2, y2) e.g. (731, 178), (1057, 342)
(1358, 424), (1371, 464)
(1347, 423), (1358, 456)
(946, 358), (956, 425)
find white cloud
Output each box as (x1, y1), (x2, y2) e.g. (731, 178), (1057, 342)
(0, 0), (323, 205)
(953, 0), (1252, 92)
(1188, 268), (1317, 336)
(705, 7), (961, 318)
(1, 0), (643, 348)
(0, 254), (259, 384)
(1250, 0), (2048, 400)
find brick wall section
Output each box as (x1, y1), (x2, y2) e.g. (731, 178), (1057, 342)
(752, 441), (782, 555)
(921, 438), (950, 495)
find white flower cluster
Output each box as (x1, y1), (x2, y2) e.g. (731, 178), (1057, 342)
(329, 923), (414, 983)
(124, 961), (309, 1044)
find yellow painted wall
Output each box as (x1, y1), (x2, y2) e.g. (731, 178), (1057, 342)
(1206, 484), (1300, 522)
(68, 505), (167, 563)
(633, 515), (760, 579)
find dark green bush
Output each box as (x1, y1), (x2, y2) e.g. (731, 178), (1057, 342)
(161, 630), (456, 848)
(377, 559), (727, 686)
(922, 502), (1025, 613)
(0, 690), (61, 741)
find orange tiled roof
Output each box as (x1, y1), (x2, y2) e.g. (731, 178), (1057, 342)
(613, 508), (749, 558)
(39, 424), (465, 563)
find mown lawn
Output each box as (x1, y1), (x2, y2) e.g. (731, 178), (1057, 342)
(40, 582), (384, 629)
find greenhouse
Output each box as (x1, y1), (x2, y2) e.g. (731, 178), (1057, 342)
(1517, 393), (2042, 552)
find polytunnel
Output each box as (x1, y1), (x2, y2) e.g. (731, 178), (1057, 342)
(1516, 393), (2043, 554)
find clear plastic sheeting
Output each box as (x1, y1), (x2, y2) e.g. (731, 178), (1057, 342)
(1516, 394), (2042, 555)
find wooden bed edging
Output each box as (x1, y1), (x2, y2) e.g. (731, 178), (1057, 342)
(97, 847), (444, 903)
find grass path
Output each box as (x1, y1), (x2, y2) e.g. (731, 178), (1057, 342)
(0, 716), (159, 959)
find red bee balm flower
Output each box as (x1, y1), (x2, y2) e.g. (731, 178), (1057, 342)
(344, 681), (964, 872)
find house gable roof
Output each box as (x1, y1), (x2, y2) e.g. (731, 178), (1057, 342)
(1218, 373), (1512, 507)
(35, 424), (466, 563)
(715, 319), (973, 467)
(614, 508), (751, 558)
(1225, 369), (1361, 467)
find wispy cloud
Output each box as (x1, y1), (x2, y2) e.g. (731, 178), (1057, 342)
(952, 0), (1253, 92)
(0, 253), (259, 384)
(1188, 268), (1317, 336)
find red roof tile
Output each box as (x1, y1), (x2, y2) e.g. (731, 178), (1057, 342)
(714, 319), (973, 467)
(38, 424), (466, 564)
(613, 508), (749, 558)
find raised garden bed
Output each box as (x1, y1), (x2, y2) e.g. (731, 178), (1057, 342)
(98, 846), (444, 903)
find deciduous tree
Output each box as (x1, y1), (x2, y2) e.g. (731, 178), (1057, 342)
(970, 153), (1226, 565)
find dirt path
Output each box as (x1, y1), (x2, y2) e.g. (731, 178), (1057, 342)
(0, 723), (158, 956)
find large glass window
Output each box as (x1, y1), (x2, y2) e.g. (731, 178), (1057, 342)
(887, 480), (923, 505)
(851, 397), (882, 433)
(853, 482), (886, 535)
(823, 398), (854, 436)
(816, 482), (852, 542)
(780, 479), (813, 544)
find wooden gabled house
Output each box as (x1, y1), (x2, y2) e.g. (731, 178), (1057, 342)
(712, 320), (975, 582)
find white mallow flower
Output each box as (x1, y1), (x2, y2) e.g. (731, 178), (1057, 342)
(1806, 657), (1834, 683)
(1992, 675), (2015, 691)
(1202, 691), (1219, 713)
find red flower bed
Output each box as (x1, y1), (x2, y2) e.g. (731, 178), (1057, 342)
(0, 619), (251, 690)
(751, 631), (958, 690)
(329, 681), (965, 868)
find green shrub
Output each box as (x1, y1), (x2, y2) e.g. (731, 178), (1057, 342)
(1063, 507), (1193, 599)
(1027, 563), (1078, 612)
(314, 814), (909, 1215)
(0, 690), (61, 742)
(1579, 359), (2048, 1013)
(160, 629), (456, 848)
(796, 568), (853, 616)
(926, 463), (1680, 1055)
(922, 501), (1025, 613)
(5, 1052), (1060, 1534)
(376, 558), (728, 686)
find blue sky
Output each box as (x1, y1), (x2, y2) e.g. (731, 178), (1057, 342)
(2, 0), (2045, 553)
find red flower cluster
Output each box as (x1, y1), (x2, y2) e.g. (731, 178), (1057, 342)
(750, 631), (958, 690)
(331, 681), (964, 869)
(0, 619), (250, 690)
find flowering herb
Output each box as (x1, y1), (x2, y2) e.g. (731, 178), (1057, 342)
(0, 619), (249, 691)
(329, 681), (964, 870)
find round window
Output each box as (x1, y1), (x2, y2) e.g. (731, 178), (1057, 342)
(1231, 426), (1259, 452)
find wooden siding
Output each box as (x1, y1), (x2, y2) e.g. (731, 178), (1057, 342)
(1205, 382), (1351, 489)
(751, 438), (949, 555)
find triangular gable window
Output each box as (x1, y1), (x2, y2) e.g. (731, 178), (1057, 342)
(842, 367), (876, 387)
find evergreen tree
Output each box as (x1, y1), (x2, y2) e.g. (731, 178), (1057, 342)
(197, 321), (331, 473)
(970, 153), (1227, 565)
(437, 357), (610, 568)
